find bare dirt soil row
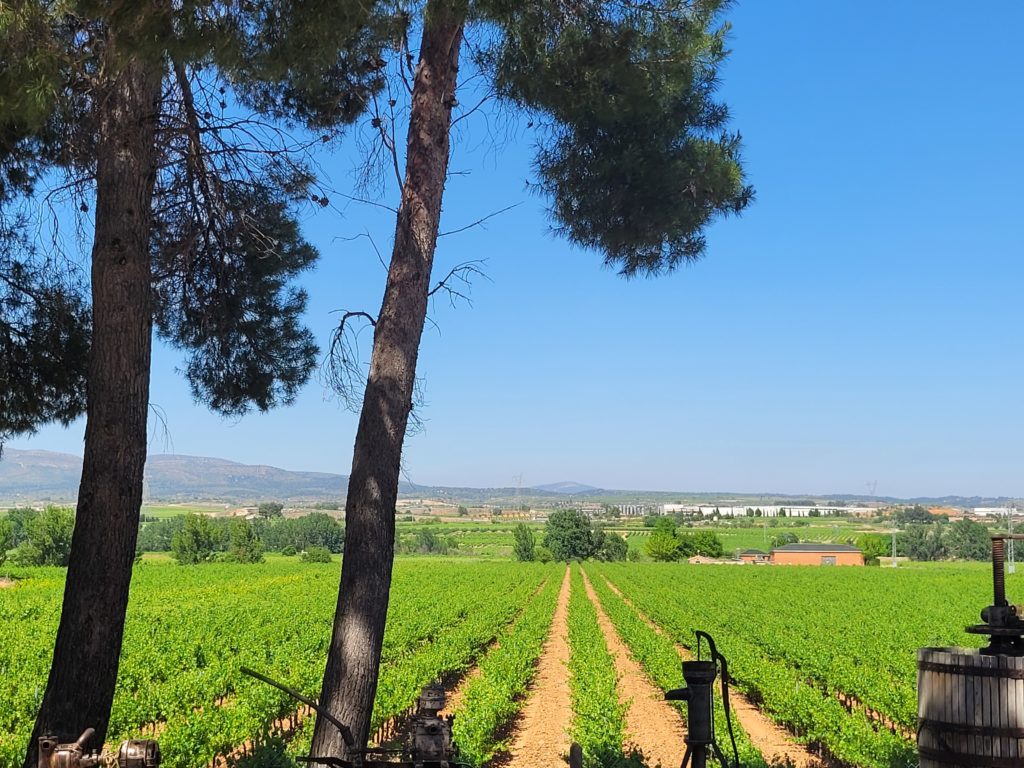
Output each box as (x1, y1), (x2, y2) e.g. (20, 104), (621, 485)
(440, 575), (553, 720)
(500, 566), (573, 768)
(600, 576), (822, 768)
(580, 570), (686, 768)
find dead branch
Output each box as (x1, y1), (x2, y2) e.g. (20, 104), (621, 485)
(333, 230), (389, 272)
(437, 202), (522, 238)
(428, 260), (488, 308)
(322, 309), (379, 410)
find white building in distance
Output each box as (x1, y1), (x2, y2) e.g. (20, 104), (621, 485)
(660, 504), (866, 518)
(973, 507), (1015, 516)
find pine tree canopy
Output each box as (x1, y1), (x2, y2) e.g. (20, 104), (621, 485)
(151, 179), (319, 416)
(214, 0), (399, 128)
(176, 0), (753, 279)
(230, 0), (753, 276)
(0, 237), (90, 447)
(0, 0), (391, 438)
(476, 0), (753, 275)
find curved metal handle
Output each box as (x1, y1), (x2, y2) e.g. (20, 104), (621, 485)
(241, 667), (354, 747)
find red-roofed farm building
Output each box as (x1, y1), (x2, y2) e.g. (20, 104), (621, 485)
(770, 543), (864, 566)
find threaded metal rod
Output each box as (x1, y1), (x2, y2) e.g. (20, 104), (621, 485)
(994, 538), (1007, 606)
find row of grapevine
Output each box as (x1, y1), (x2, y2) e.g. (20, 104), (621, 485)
(0, 560), (550, 768)
(608, 561), (1000, 729)
(565, 567), (643, 768)
(451, 571), (563, 765)
(581, 568), (766, 768)
(595, 563), (919, 767)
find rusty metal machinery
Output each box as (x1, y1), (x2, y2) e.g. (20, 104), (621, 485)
(401, 685), (455, 768)
(38, 729), (160, 768)
(965, 534), (1024, 655)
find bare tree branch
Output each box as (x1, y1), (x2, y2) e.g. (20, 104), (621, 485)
(322, 309), (379, 411)
(147, 402), (174, 454)
(451, 87), (496, 127)
(428, 260), (488, 308)
(333, 230), (389, 272)
(437, 202), (522, 238)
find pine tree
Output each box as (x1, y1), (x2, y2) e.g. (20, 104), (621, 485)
(1, 3), (385, 760)
(306, 0), (752, 757)
(512, 523), (536, 561)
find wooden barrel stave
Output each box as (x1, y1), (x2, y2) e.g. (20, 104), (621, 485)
(918, 647), (1024, 768)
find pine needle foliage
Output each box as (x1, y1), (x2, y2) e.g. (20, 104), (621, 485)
(0, 0), (396, 434)
(476, 0), (753, 275)
(0, 237), (90, 445)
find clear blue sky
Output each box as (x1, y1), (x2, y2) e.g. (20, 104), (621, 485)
(11, 2), (1024, 498)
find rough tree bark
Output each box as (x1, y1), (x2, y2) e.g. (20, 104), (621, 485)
(23, 34), (164, 768)
(312, 0), (465, 759)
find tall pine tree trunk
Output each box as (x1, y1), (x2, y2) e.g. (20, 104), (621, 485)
(23, 36), (163, 768)
(312, 1), (464, 758)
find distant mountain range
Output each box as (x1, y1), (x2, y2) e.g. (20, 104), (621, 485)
(532, 481), (603, 495)
(0, 448), (574, 504)
(0, 449), (353, 503)
(0, 448), (1018, 507)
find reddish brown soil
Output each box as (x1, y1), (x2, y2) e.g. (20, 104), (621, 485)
(439, 664), (483, 719)
(601, 577), (821, 768)
(442, 576), (552, 719)
(0, 578), (15, 589)
(501, 566), (573, 768)
(581, 571), (686, 768)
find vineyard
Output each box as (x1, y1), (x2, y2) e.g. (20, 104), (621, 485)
(0, 558), (1010, 768)
(0, 560), (555, 768)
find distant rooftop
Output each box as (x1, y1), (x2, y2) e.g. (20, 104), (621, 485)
(738, 548), (768, 555)
(771, 543), (861, 553)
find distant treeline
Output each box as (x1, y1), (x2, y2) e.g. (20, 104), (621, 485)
(138, 512), (345, 564)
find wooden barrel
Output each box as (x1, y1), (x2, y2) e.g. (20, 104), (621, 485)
(918, 647), (1024, 767)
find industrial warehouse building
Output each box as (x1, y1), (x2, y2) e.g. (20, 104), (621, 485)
(770, 542), (864, 566)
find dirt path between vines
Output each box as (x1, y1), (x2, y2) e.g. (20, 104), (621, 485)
(601, 577), (821, 768)
(438, 665), (483, 719)
(440, 576), (553, 720)
(501, 566), (573, 768)
(581, 571), (686, 768)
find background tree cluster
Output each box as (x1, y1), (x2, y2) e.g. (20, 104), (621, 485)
(895, 518), (992, 562)
(853, 518), (991, 564)
(134, 511), (345, 564)
(396, 529), (458, 555)
(891, 505), (948, 525)
(0, 506), (75, 566)
(169, 514), (269, 565)
(537, 511), (628, 562)
(644, 517), (724, 562)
